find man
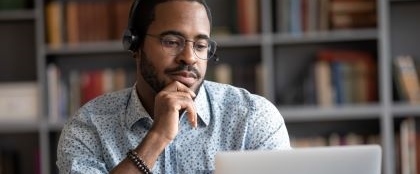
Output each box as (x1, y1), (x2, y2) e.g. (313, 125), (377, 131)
(57, 0), (291, 173)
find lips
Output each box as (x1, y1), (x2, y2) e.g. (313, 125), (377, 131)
(169, 71), (198, 87)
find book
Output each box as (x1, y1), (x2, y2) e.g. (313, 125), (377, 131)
(112, 0), (132, 40)
(329, 0), (377, 29)
(66, 1), (80, 43)
(80, 70), (104, 105)
(281, 0), (291, 33)
(330, 0), (376, 13)
(236, 0), (259, 35)
(394, 55), (420, 104)
(114, 68), (127, 90)
(69, 70), (81, 117)
(290, 0), (302, 34)
(0, 82), (38, 122)
(306, 0), (319, 32)
(319, 0), (330, 31)
(255, 63), (266, 96)
(47, 64), (60, 123)
(400, 117), (417, 174)
(45, 1), (63, 48)
(214, 63), (233, 84)
(331, 12), (377, 29)
(314, 60), (333, 107)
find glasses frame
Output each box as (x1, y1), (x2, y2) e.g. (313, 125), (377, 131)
(146, 34), (217, 60)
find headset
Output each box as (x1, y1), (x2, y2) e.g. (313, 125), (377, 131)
(122, 0), (141, 52)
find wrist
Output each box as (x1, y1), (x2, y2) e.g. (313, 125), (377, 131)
(149, 125), (176, 143)
(133, 130), (172, 168)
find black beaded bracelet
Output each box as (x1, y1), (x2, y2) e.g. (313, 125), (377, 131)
(127, 149), (153, 174)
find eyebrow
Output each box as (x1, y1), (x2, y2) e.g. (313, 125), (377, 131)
(159, 30), (210, 40)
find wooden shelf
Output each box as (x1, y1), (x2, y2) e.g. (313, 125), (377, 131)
(46, 41), (125, 55)
(392, 103), (420, 117)
(279, 104), (382, 122)
(213, 34), (262, 47)
(0, 120), (39, 132)
(273, 29), (378, 45)
(0, 10), (35, 21)
(48, 121), (65, 132)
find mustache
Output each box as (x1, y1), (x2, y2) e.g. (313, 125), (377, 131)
(164, 64), (201, 79)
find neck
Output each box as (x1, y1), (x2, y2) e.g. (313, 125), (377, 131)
(135, 78), (157, 118)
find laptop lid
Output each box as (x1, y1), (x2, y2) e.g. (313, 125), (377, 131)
(215, 145), (381, 174)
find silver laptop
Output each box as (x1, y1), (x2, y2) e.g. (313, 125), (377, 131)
(215, 145), (381, 174)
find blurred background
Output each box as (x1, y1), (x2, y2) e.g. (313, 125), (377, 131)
(0, 0), (419, 174)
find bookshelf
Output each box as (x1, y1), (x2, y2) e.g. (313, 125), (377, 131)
(1, 0), (420, 173)
(0, 0), (40, 173)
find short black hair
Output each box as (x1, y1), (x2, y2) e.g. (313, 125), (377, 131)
(127, 0), (212, 50)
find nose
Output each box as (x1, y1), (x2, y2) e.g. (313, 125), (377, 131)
(176, 42), (197, 65)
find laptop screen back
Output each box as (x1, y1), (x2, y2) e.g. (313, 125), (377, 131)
(215, 145), (381, 174)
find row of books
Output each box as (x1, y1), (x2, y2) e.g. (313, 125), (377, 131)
(275, 0), (377, 34)
(310, 49), (377, 106)
(291, 132), (380, 147)
(206, 62), (265, 96)
(211, 0), (260, 35)
(45, 0), (131, 47)
(394, 55), (420, 104)
(47, 64), (135, 123)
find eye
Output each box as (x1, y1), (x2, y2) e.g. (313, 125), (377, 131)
(161, 36), (182, 48)
(194, 40), (209, 51)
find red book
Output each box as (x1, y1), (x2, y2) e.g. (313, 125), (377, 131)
(80, 70), (104, 105)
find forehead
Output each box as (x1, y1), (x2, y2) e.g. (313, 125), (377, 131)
(148, 1), (211, 37)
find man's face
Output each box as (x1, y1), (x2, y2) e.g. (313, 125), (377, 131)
(137, 1), (210, 94)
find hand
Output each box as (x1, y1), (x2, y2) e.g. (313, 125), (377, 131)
(150, 81), (197, 142)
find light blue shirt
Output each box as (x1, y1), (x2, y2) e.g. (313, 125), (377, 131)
(57, 80), (290, 174)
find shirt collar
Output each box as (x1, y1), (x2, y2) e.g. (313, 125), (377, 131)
(125, 86), (151, 129)
(125, 82), (211, 129)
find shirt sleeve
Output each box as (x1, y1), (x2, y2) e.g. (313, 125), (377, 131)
(246, 95), (291, 150)
(56, 109), (109, 174)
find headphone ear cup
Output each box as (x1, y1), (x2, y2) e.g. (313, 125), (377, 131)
(123, 29), (138, 52)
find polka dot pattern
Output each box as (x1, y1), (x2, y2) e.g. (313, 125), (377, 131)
(57, 81), (291, 173)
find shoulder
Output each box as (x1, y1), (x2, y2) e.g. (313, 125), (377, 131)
(82, 88), (131, 114)
(70, 88), (132, 124)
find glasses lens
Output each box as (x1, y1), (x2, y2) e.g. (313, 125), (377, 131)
(160, 35), (183, 56)
(193, 39), (210, 59)
(159, 34), (217, 60)
(193, 39), (217, 60)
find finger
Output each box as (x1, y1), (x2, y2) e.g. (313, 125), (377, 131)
(169, 81), (196, 98)
(185, 102), (197, 128)
(175, 96), (197, 128)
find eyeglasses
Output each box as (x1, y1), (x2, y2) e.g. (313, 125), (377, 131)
(146, 34), (217, 60)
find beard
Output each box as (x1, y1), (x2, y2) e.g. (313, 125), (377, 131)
(139, 51), (204, 94)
